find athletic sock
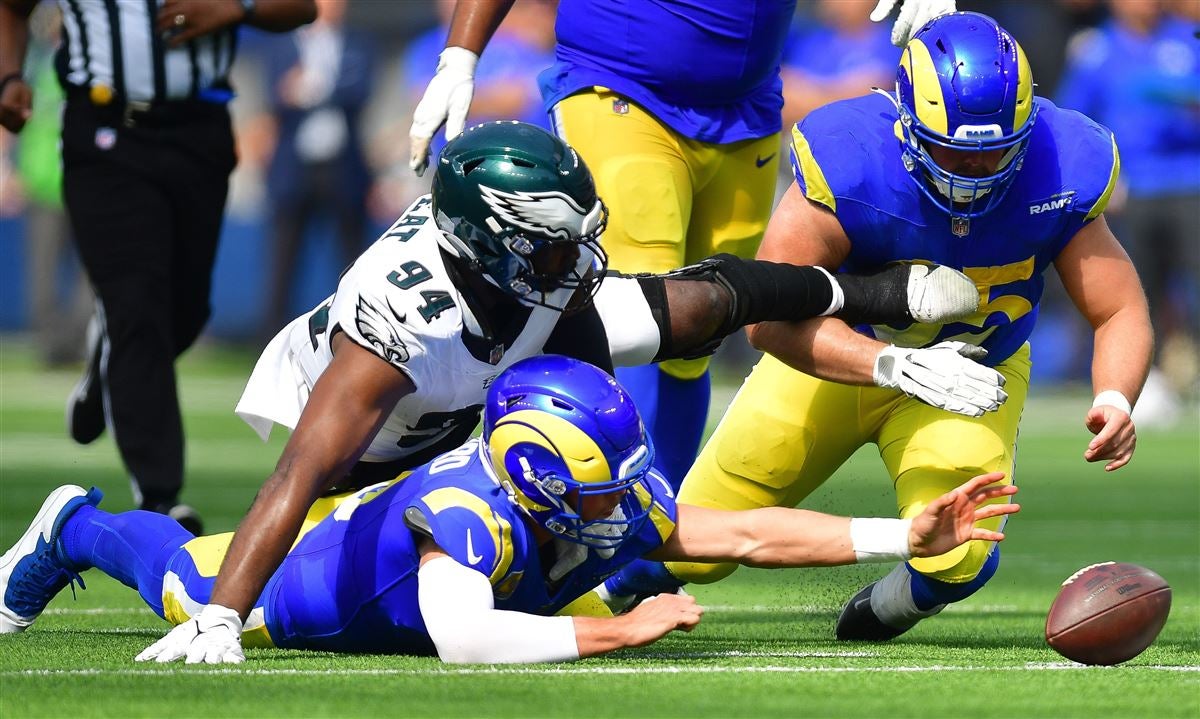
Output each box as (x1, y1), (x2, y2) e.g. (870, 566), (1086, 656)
(871, 547), (1001, 628)
(615, 364), (710, 491)
(61, 505), (193, 614)
(908, 545), (1001, 610)
(603, 558), (684, 599)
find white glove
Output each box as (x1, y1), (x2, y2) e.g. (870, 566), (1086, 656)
(135, 604), (245, 664)
(873, 341), (1008, 417)
(408, 46), (479, 176)
(907, 264), (979, 324)
(870, 0), (958, 47)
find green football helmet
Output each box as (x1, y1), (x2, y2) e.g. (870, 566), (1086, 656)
(431, 121), (608, 311)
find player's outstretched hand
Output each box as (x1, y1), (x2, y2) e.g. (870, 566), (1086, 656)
(1084, 404), (1136, 472)
(135, 604), (245, 664)
(873, 341), (1007, 416)
(619, 592), (704, 648)
(870, 0), (958, 47)
(909, 472), (1018, 558)
(408, 47), (479, 175)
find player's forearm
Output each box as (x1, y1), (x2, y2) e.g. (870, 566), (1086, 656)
(445, 0), (516, 55)
(207, 468), (322, 617)
(571, 615), (655, 658)
(243, 0), (318, 32)
(689, 507), (859, 568)
(747, 316), (881, 385)
(1090, 305), (1153, 406)
(0, 0), (34, 78)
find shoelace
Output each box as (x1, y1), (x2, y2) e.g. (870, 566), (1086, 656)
(8, 546), (86, 612)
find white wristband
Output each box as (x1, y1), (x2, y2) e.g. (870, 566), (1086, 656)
(849, 517), (913, 563)
(1092, 390), (1132, 415)
(813, 265), (844, 316)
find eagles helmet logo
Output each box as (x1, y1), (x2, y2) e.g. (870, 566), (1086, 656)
(354, 296), (410, 367)
(478, 185), (596, 241)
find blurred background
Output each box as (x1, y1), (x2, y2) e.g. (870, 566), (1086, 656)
(1, 0), (1197, 425)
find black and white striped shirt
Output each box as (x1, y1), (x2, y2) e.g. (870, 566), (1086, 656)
(56, 0), (238, 104)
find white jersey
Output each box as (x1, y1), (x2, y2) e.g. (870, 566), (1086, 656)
(236, 195), (660, 465)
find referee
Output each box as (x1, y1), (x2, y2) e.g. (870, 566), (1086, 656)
(0, 0), (316, 532)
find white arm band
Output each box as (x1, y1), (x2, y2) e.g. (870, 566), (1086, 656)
(812, 265), (844, 316)
(417, 556), (580, 664)
(849, 518), (913, 563)
(593, 275), (660, 366)
(1092, 390), (1132, 415)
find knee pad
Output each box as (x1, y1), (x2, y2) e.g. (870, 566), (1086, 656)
(665, 559), (739, 585)
(659, 356), (711, 380)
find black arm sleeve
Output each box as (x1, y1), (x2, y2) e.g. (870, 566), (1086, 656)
(642, 254), (837, 361)
(542, 303), (615, 374)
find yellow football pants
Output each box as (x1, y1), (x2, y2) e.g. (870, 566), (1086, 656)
(667, 344), (1031, 584)
(551, 88), (780, 379)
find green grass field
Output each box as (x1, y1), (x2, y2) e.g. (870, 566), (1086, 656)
(1, 339), (1197, 718)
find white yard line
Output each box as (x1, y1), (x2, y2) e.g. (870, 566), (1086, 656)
(4, 663), (1197, 678)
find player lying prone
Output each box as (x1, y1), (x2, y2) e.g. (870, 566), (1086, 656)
(1, 356), (1019, 664)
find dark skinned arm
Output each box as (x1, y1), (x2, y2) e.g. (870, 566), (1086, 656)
(0, 0), (35, 133)
(155, 0), (316, 48)
(443, 0), (517, 54)
(207, 333), (414, 619)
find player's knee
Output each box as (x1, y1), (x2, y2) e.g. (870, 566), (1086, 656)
(666, 560), (738, 585)
(659, 356), (710, 380)
(910, 539), (999, 585)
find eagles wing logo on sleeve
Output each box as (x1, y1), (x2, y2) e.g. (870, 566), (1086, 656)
(478, 185), (598, 241)
(355, 296), (410, 366)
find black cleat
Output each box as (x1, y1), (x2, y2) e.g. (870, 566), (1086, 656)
(835, 581), (909, 642)
(167, 505), (204, 536)
(66, 318), (105, 445)
(144, 503), (204, 536)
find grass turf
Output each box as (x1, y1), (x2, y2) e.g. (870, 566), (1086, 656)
(1, 340), (1197, 718)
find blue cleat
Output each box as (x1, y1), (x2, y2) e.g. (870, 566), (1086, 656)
(0, 485), (103, 633)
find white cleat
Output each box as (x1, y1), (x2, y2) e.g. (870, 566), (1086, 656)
(0, 485), (103, 633)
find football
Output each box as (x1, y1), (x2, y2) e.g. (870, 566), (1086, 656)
(1045, 562), (1172, 665)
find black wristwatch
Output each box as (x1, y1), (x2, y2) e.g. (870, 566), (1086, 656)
(238, 0), (256, 22)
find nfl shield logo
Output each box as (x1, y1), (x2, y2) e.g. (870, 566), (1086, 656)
(612, 98), (629, 115)
(489, 344), (505, 365)
(951, 216), (970, 237)
(94, 127), (117, 151)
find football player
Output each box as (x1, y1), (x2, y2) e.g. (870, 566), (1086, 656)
(0, 356), (1019, 663)
(114, 119), (994, 665)
(408, 0), (958, 490)
(600, 12), (1152, 641)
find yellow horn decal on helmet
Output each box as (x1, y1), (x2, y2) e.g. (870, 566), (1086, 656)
(1013, 40), (1034, 130)
(904, 39), (948, 137)
(488, 409), (613, 507)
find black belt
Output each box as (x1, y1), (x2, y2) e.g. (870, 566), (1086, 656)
(68, 88), (228, 128)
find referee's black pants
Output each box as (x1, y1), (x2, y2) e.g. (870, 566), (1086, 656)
(61, 97), (236, 508)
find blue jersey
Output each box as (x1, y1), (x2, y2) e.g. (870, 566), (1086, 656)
(540, 0), (796, 143)
(260, 438), (678, 654)
(789, 93), (1120, 365)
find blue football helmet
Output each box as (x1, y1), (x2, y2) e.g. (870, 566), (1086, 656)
(483, 355), (653, 552)
(895, 12), (1038, 219)
(432, 121), (608, 311)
